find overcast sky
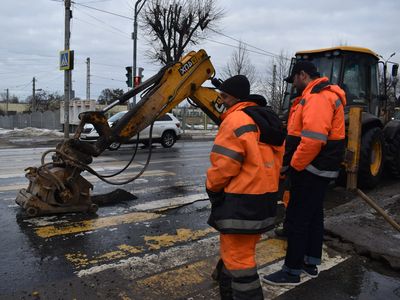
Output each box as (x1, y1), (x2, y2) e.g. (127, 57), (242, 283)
(0, 0), (399, 101)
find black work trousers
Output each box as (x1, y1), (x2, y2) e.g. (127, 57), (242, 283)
(283, 169), (330, 275)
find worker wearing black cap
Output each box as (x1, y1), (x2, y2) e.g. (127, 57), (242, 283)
(263, 61), (346, 286)
(206, 75), (285, 299)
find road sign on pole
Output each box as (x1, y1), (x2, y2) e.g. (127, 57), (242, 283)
(60, 50), (74, 71)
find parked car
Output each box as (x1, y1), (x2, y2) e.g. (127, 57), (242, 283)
(80, 111), (182, 150)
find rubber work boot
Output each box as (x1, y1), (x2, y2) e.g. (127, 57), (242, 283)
(232, 275), (263, 300)
(219, 269), (233, 300)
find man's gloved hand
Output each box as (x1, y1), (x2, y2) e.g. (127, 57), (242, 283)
(279, 167), (294, 208)
(206, 188), (225, 206)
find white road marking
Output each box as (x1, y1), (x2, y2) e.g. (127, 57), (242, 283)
(131, 192), (208, 211)
(76, 235), (220, 277)
(0, 155), (206, 179)
(0, 169), (175, 189)
(22, 189), (209, 227)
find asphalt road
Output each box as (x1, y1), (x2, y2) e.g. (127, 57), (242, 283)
(0, 140), (399, 299)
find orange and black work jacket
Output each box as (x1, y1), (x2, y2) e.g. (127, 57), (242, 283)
(206, 101), (284, 234)
(282, 77), (346, 178)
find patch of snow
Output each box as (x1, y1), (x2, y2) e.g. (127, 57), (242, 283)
(0, 127), (64, 138)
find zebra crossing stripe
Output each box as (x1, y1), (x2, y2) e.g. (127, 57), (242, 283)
(65, 228), (216, 269)
(128, 238), (287, 299)
(259, 248), (349, 299)
(0, 169), (175, 190)
(121, 240), (347, 299)
(35, 211), (162, 238)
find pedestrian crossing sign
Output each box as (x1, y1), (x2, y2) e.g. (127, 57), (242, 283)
(59, 50), (74, 70)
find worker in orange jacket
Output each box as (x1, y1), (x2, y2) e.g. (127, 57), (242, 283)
(263, 61), (346, 286)
(206, 75), (285, 299)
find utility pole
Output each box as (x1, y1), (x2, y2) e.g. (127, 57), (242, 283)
(64, 0), (72, 138)
(132, 0), (147, 107)
(86, 57), (90, 100)
(32, 77), (36, 111)
(272, 64), (277, 105)
(32, 78), (43, 112)
(5, 88), (9, 114)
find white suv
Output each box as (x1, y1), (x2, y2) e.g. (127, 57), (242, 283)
(80, 111), (182, 149)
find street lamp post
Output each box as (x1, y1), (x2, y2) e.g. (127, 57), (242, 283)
(132, 0), (147, 107)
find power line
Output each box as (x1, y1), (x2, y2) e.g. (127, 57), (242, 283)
(6, 80), (33, 91)
(74, 16), (130, 39)
(79, 0), (112, 3)
(205, 38), (275, 58)
(0, 56), (57, 61)
(91, 74), (125, 82)
(208, 28), (290, 61)
(72, 1), (133, 20)
(74, 6), (131, 38)
(91, 62), (126, 68)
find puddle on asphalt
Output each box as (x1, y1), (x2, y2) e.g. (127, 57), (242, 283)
(357, 267), (400, 299)
(348, 257), (400, 300)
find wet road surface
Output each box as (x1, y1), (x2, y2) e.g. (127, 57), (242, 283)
(0, 141), (399, 299)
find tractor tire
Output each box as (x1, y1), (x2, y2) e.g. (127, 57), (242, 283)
(385, 130), (400, 178)
(358, 127), (385, 189)
(161, 131), (176, 148)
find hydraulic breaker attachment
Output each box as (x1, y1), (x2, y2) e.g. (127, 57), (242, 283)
(15, 141), (96, 217)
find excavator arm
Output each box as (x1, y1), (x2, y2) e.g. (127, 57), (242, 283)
(15, 49), (224, 217)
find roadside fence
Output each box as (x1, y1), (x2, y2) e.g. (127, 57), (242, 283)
(0, 107), (218, 133)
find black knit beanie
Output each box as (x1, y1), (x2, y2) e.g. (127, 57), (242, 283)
(219, 75), (250, 100)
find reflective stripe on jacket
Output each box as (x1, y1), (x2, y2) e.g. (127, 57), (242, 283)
(283, 77), (346, 178)
(206, 101), (284, 234)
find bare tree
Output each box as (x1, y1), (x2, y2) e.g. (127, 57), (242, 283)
(97, 88), (125, 105)
(141, 0), (223, 64)
(25, 91), (63, 112)
(222, 41), (257, 86)
(0, 93), (19, 103)
(258, 50), (291, 112)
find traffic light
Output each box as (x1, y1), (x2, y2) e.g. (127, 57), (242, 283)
(125, 66), (132, 87)
(134, 67), (144, 87)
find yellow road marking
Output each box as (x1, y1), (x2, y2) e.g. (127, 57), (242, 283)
(132, 238), (286, 299)
(35, 212), (162, 238)
(65, 228), (216, 269)
(66, 244), (143, 268)
(144, 228), (215, 250)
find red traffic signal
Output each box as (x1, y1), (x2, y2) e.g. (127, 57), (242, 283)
(134, 76), (141, 87)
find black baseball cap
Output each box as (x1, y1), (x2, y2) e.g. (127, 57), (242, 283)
(285, 61), (320, 83)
